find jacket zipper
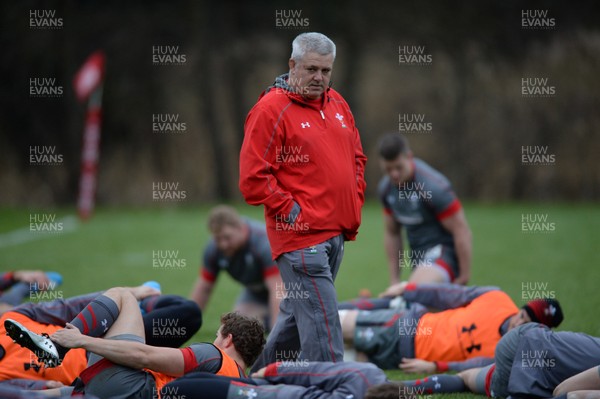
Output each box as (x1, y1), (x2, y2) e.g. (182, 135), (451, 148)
(319, 109), (327, 129)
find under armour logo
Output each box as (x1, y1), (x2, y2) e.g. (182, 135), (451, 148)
(466, 343), (482, 353)
(300, 122), (310, 128)
(461, 323), (482, 354)
(237, 388), (258, 398)
(359, 327), (375, 342)
(461, 324), (477, 334)
(24, 362), (41, 372)
(101, 319), (108, 332)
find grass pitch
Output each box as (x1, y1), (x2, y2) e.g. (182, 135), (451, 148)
(0, 201), (598, 396)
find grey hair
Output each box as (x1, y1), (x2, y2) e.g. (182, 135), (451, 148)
(290, 32), (336, 61)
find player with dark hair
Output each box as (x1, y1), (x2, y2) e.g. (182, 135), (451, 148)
(339, 282), (563, 371)
(190, 205), (283, 330)
(378, 133), (472, 285)
(7, 287), (265, 398)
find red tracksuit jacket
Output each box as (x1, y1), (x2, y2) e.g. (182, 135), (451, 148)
(239, 83), (367, 259)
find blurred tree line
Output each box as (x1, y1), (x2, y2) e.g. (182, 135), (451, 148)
(0, 0), (598, 206)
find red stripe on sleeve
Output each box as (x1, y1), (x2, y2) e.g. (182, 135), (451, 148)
(180, 347), (199, 374)
(262, 264), (279, 279)
(201, 268), (217, 283)
(405, 283), (418, 291)
(264, 362), (280, 377)
(436, 199), (461, 221)
(435, 361), (449, 372)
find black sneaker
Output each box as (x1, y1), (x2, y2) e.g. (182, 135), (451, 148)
(5, 318), (60, 367)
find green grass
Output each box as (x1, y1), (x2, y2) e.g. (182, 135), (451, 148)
(1, 201), (598, 397)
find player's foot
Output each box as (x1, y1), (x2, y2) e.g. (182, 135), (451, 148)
(389, 296), (408, 311)
(142, 280), (161, 294)
(45, 271), (63, 287)
(30, 271), (63, 292)
(4, 319), (60, 367)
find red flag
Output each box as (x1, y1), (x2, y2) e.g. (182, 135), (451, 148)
(73, 51), (105, 102)
(74, 51), (105, 220)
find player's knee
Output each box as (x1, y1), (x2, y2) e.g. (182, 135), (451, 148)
(104, 287), (134, 304)
(180, 299), (202, 332)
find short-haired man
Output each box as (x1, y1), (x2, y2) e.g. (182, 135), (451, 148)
(7, 287), (265, 398)
(240, 32), (367, 371)
(378, 133), (472, 285)
(190, 205), (282, 329)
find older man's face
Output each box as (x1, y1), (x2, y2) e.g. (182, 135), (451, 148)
(288, 52), (334, 100)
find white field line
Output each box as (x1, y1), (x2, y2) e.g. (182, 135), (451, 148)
(0, 215), (78, 249)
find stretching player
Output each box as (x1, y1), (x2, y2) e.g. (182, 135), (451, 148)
(399, 323), (600, 398)
(339, 282), (563, 370)
(190, 205), (283, 330)
(7, 287), (265, 398)
(0, 285), (201, 384)
(0, 270), (62, 316)
(0, 383), (96, 399)
(157, 361), (394, 399)
(0, 361), (399, 399)
(378, 133), (472, 285)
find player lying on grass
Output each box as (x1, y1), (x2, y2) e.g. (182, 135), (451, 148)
(0, 270), (62, 316)
(338, 282), (563, 370)
(190, 205), (283, 331)
(6, 287), (265, 398)
(153, 360), (397, 399)
(398, 323), (600, 399)
(377, 133), (472, 285)
(0, 284), (201, 386)
(0, 383), (98, 399)
(0, 361), (401, 399)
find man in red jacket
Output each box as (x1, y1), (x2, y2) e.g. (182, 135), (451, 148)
(240, 32), (367, 372)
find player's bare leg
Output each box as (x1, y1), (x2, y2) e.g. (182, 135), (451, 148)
(5, 285), (156, 366)
(408, 264), (448, 284)
(98, 287), (145, 340)
(339, 309), (358, 342)
(339, 309), (370, 361)
(457, 367), (487, 394)
(565, 392), (600, 399)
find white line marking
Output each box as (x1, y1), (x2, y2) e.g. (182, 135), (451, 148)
(0, 215), (78, 249)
